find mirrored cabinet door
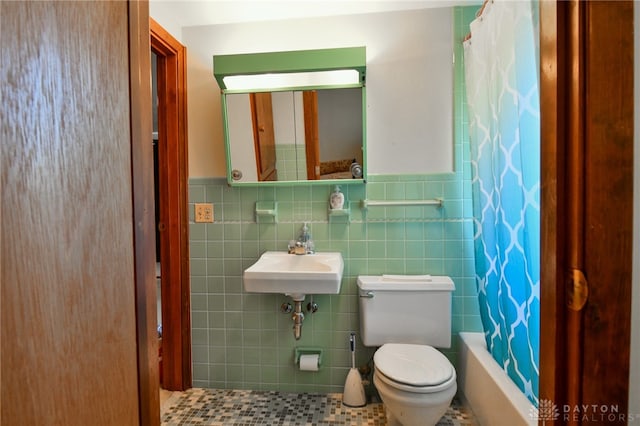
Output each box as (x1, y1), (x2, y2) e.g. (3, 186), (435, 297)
(224, 87), (364, 184)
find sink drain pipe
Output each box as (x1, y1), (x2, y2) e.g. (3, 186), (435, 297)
(292, 300), (304, 340)
(282, 297), (318, 340)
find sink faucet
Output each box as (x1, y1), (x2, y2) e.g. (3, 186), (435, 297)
(288, 223), (315, 255)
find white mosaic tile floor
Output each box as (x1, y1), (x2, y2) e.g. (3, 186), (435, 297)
(161, 388), (478, 425)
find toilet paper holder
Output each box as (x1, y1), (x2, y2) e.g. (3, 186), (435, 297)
(294, 347), (323, 367)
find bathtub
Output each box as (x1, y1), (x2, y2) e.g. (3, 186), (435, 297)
(457, 332), (536, 426)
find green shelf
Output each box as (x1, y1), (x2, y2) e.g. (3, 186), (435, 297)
(328, 202), (351, 223)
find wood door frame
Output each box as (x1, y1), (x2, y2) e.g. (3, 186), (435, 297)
(539, 1), (633, 423)
(129, 2), (159, 424)
(539, 0), (570, 413)
(150, 17), (192, 391)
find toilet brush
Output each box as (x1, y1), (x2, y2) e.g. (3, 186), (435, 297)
(342, 332), (367, 407)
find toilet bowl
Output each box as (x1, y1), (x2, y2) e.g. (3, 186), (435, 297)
(357, 274), (458, 426)
(373, 343), (457, 426)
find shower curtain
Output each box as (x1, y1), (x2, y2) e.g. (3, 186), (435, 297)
(463, 0), (540, 405)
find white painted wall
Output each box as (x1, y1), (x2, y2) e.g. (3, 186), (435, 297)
(182, 8), (453, 177)
(149, 0), (469, 47)
(630, 3), (639, 417)
(149, 2), (184, 43)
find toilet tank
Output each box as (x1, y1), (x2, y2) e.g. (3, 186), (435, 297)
(357, 275), (455, 348)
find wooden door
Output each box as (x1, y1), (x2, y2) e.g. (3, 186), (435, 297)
(250, 92), (278, 181)
(1, 1), (158, 425)
(539, 1), (633, 423)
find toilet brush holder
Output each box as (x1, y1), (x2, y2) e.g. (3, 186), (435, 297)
(343, 368), (366, 407)
(342, 332), (366, 407)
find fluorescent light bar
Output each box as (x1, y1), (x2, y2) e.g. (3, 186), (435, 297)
(222, 69), (360, 91)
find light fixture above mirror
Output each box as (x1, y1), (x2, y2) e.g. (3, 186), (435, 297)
(214, 47), (366, 93)
(221, 69), (361, 92)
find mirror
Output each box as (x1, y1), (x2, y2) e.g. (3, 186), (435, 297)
(223, 87), (365, 184)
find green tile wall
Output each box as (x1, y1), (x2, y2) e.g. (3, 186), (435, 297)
(188, 6), (482, 392)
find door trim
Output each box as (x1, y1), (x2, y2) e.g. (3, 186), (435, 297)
(129, 2), (159, 424)
(150, 17), (192, 391)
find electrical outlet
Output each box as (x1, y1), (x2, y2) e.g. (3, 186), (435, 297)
(195, 203), (214, 223)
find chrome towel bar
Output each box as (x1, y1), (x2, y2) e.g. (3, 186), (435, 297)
(360, 198), (443, 208)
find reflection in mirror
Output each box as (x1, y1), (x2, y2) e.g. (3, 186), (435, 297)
(225, 87), (364, 183)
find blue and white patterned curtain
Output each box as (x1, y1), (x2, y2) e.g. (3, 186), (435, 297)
(463, 0), (540, 406)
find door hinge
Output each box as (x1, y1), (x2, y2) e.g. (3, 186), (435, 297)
(567, 269), (589, 311)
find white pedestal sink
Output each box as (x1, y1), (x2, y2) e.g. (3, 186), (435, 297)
(243, 251), (344, 301)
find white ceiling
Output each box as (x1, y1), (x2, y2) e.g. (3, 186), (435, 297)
(149, 0), (477, 28)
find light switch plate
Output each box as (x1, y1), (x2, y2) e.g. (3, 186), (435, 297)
(195, 203), (214, 223)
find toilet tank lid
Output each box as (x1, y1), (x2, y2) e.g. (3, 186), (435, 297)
(357, 275), (454, 291)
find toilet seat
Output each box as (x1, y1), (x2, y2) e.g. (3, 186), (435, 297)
(374, 343), (456, 393)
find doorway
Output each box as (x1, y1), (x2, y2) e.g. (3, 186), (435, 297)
(150, 18), (191, 391)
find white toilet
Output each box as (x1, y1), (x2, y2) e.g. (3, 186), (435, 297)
(357, 275), (457, 426)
